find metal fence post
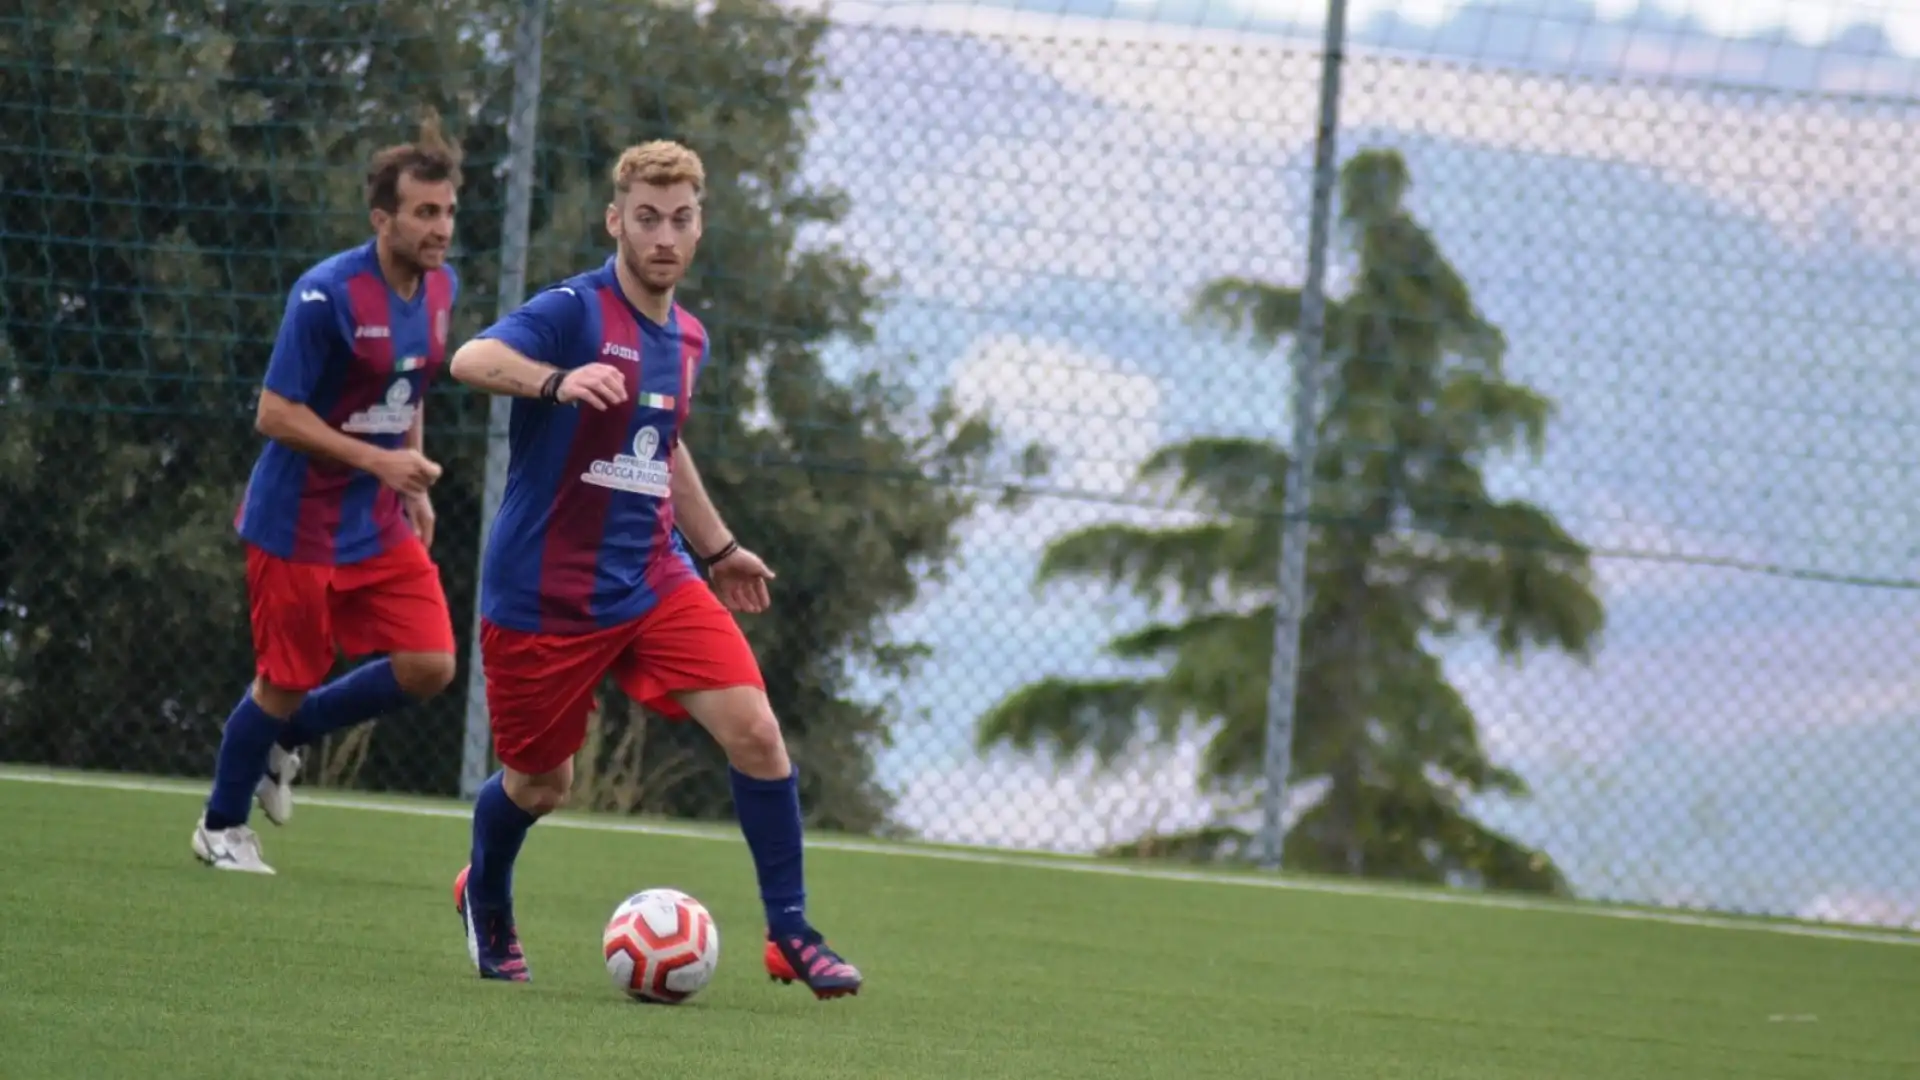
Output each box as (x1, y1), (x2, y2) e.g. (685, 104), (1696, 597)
(459, 0), (549, 799)
(1256, 0), (1350, 868)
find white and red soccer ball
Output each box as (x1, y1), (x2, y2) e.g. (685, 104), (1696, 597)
(602, 888), (720, 1003)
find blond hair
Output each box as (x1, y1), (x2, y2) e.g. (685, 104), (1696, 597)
(610, 141), (706, 200)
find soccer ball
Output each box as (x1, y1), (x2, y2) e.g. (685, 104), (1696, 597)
(602, 887), (720, 1004)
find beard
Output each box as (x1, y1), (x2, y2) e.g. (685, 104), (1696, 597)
(618, 233), (682, 293)
(390, 238), (441, 275)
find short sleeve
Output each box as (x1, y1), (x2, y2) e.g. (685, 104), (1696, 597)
(476, 284), (585, 367)
(444, 263), (463, 306)
(262, 282), (341, 403)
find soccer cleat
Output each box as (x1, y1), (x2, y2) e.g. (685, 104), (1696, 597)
(453, 864), (531, 983)
(191, 815), (276, 874)
(764, 929), (862, 1000)
(254, 744), (302, 827)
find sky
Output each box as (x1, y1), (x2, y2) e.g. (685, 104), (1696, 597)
(774, 0), (1920, 930)
(815, 0), (1920, 50)
(810, 0), (1920, 46)
(1181, 0), (1920, 46)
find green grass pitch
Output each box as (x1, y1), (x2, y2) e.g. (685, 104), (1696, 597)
(2, 772), (1916, 1079)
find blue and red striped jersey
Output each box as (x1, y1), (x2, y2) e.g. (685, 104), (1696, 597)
(235, 241), (459, 565)
(473, 257), (710, 635)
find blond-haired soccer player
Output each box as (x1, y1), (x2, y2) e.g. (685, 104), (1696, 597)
(444, 141), (861, 998)
(195, 116), (464, 874)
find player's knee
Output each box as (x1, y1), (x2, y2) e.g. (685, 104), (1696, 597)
(250, 678), (306, 720)
(721, 704), (788, 779)
(503, 764), (572, 817)
(392, 652), (457, 699)
(519, 786), (569, 816)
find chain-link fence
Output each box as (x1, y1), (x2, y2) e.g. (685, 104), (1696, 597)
(6, 0), (1918, 930)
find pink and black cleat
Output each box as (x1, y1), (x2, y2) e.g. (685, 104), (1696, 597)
(763, 929), (862, 1000)
(453, 864), (531, 983)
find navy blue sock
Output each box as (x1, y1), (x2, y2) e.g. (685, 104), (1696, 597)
(469, 771), (537, 912)
(730, 766), (808, 937)
(277, 659), (409, 751)
(204, 693), (285, 830)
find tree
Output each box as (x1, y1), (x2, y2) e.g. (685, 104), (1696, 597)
(975, 149), (1604, 894)
(0, 0), (486, 784)
(0, 0), (1030, 833)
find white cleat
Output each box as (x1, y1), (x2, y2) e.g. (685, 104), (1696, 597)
(192, 815), (276, 875)
(254, 743), (302, 827)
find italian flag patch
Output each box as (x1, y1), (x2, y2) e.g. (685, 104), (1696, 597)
(638, 392), (675, 410)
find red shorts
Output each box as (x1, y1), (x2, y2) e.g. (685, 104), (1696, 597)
(479, 582), (765, 776)
(247, 538), (457, 692)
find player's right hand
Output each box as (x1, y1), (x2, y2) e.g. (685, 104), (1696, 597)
(558, 363), (627, 411)
(374, 448), (444, 496)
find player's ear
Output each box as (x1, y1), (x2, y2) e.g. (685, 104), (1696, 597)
(604, 201), (620, 239)
(369, 208), (391, 235)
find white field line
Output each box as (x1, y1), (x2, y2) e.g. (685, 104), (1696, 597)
(5, 766), (1916, 949)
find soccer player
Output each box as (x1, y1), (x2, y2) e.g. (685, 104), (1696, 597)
(193, 118), (466, 874)
(443, 141), (862, 999)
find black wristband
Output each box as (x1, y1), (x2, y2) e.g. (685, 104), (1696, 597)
(704, 539), (740, 566)
(539, 369), (566, 404)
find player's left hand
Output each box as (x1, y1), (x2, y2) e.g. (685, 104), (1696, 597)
(404, 491), (437, 550)
(710, 548), (774, 613)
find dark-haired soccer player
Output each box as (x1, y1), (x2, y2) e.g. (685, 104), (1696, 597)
(193, 117), (466, 874)
(444, 140), (862, 999)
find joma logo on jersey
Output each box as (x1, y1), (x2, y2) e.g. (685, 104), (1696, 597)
(355, 325), (391, 339)
(581, 425), (670, 497)
(601, 342), (640, 363)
